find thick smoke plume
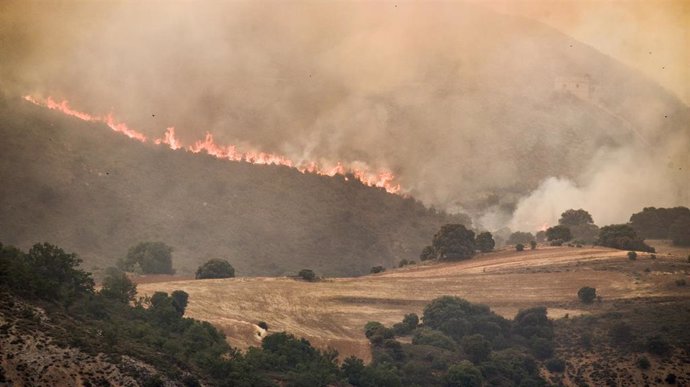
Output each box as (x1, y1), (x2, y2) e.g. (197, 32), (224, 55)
(1, 1), (688, 232)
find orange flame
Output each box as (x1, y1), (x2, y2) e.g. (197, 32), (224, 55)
(23, 95), (402, 194)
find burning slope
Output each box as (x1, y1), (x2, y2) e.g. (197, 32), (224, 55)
(23, 95), (401, 194)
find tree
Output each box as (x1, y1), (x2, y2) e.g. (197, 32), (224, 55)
(559, 209), (594, 227)
(507, 231), (535, 245)
(121, 242), (175, 274)
(461, 334), (492, 363)
(546, 226), (572, 242)
(171, 290), (189, 316)
(596, 224), (654, 252)
(516, 244), (525, 252)
(535, 231), (547, 243)
(668, 216), (690, 246)
(24, 243), (94, 303)
(530, 240), (537, 250)
(627, 251), (637, 260)
(298, 269), (316, 281)
(577, 286), (596, 304)
(444, 361), (482, 387)
(100, 267), (137, 303)
(195, 259), (235, 279)
(431, 224), (476, 260)
(630, 206), (690, 239)
(475, 232), (495, 253)
(370, 266), (385, 274)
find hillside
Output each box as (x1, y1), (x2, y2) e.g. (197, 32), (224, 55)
(0, 96), (467, 276)
(137, 242), (690, 370)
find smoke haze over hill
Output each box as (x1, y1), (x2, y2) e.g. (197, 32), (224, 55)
(1, 1), (688, 233)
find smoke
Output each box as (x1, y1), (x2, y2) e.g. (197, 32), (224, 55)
(1, 1), (688, 230)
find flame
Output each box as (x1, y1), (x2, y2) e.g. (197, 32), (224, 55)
(23, 95), (402, 194)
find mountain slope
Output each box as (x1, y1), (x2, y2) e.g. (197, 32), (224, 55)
(0, 96), (465, 276)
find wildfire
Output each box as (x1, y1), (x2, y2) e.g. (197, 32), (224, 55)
(23, 95), (402, 194)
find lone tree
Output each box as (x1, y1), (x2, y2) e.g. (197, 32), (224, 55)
(596, 224), (654, 252)
(120, 242), (175, 274)
(577, 286), (596, 304)
(430, 224), (476, 260)
(100, 267), (137, 303)
(195, 259), (235, 279)
(475, 232), (495, 253)
(546, 225), (572, 242)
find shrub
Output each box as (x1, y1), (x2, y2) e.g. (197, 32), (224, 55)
(650, 254), (656, 259)
(420, 245), (436, 261)
(549, 239), (563, 246)
(411, 328), (457, 351)
(530, 337), (554, 359)
(398, 259), (410, 268)
(195, 259), (235, 279)
(370, 266), (386, 274)
(530, 241), (537, 250)
(676, 279), (687, 287)
(298, 269), (316, 281)
(636, 356), (651, 370)
(665, 374), (677, 384)
(545, 358), (566, 373)
(258, 321), (269, 330)
(646, 335), (671, 356)
(516, 244), (525, 252)
(628, 251), (637, 260)
(577, 287), (596, 304)
(507, 232), (535, 246)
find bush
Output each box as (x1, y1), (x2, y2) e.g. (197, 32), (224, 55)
(431, 224), (476, 260)
(298, 269), (316, 281)
(628, 251), (637, 260)
(530, 241), (537, 250)
(370, 266), (386, 274)
(195, 259), (235, 279)
(577, 287), (596, 304)
(411, 328), (457, 351)
(530, 337), (554, 359)
(120, 242), (175, 274)
(420, 245), (436, 261)
(549, 239), (563, 246)
(258, 321), (269, 330)
(646, 335), (671, 356)
(675, 279), (687, 287)
(515, 244), (525, 252)
(545, 358), (566, 373)
(636, 356), (651, 370)
(475, 232), (495, 253)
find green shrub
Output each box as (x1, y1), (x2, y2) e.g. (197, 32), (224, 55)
(370, 265), (386, 274)
(530, 241), (537, 250)
(636, 356), (651, 370)
(516, 244), (525, 252)
(577, 287), (596, 304)
(545, 358), (566, 372)
(298, 269), (316, 281)
(444, 361), (482, 387)
(475, 232), (496, 253)
(627, 251), (637, 260)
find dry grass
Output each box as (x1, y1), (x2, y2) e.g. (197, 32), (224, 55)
(137, 244), (690, 361)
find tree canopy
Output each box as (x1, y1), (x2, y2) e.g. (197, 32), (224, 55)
(120, 241), (175, 274)
(100, 267), (137, 303)
(559, 209), (594, 226)
(630, 206), (690, 239)
(669, 216), (690, 246)
(195, 259), (235, 279)
(507, 231), (535, 245)
(430, 224), (476, 260)
(545, 225), (572, 242)
(596, 224), (654, 252)
(475, 232), (495, 253)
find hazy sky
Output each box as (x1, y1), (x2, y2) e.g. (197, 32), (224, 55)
(483, 0), (689, 105)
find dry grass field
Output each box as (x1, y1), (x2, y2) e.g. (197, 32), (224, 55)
(137, 243), (690, 362)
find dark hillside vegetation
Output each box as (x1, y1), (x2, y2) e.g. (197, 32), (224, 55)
(0, 96), (467, 276)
